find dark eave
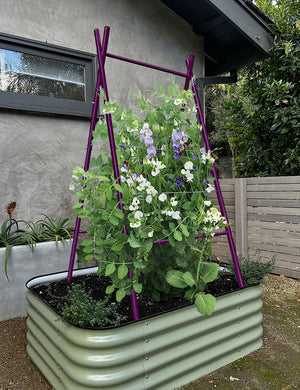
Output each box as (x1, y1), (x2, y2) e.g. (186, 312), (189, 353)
(161, 0), (274, 76)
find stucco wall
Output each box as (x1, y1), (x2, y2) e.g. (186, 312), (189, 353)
(0, 0), (204, 224)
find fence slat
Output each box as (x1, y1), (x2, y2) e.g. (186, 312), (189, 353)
(248, 199), (300, 208)
(247, 192), (300, 200)
(248, 220), (300, 232)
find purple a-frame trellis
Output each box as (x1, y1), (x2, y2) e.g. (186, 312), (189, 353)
(67, 26), (244, 321)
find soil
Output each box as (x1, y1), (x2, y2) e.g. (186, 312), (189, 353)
(0, 273), (299, 390)
(30, 272), (240, 327)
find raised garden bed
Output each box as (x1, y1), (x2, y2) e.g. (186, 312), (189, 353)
(26, 267), (263, 390)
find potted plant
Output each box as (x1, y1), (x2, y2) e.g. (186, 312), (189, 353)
(0, 202), (75, 321)
(26, 82), (263, 390)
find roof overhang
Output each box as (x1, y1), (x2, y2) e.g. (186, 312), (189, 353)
(161, 0), (274, 76)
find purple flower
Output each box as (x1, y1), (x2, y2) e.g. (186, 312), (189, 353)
(174, 153), (180, 159)
(167, 177), (172, 182)
(120, 144), (125, 150)
(145, 137), (154, 147)
(172, 132), (183, 142)
(200, 147), (206, 154)
(146, 145), (156, 159)
(173, 141), (181, 151)
(192, 153), (198, 159)
(175, 177), (183, 187)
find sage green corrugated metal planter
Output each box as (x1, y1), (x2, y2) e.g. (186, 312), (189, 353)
(26, 267), (263, 390)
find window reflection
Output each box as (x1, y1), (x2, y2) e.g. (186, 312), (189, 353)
(0, 49), (86, 101)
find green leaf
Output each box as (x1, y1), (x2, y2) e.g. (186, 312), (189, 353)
(118, 264), (128, 279)
(113, 208), (124, 220)
(180, 224), (190, 237)
(194, 293), (216, 315)
(114, 183), (123, 193)
(133, 283), (143, 294)
(174, 230), (182, 241)
(184, 288), (195, 301)
(128, 234), (141, 248)
(116, 289), (126, 302)
(183, 272), (195, 287)
(105, 285), (115, 294)
(111, 242), (124, 252)
(200, 262), (219, 284)
(166, 270), (188, 288)
(109, 216), (119, 226)
(81, 239), (93, 246)
(97, 175), (110, 182)
(84, 254), (94, 261)
(105, 263), (116, 276)
(83, 246), (94, 253)
(169, 222), (176, 231)
(168, 234), (175, 247)
(159, 85), (165, 94)
(182, 202), (193, 210)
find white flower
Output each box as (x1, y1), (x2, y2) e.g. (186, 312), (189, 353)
(206, 184), (215, 193)
(143, 122), (150, 130)
(130, 221), (141, 228)
(170, 197), (178, 207)
(146, 195), (152, 204)
(181, 169), (187, 175)
(158, 193), (167, 202)
(69, 183), (75, 191)
(204, 200), (211, 207)
(126, 177), (134, 187)
(120, 166), (128, 172)
(151, 170), (159, 177)
(186, 172), (194, 182)
(129, 197), (140, 211)
(103, 106), (116, 114)
(134, 210), (143, 220)
(148, 231), (154, 238)
(174, 98), (184, 105)
(146, 186), (158, 196)
(184, 161), (193, 170)
(172, 211), (181, 220)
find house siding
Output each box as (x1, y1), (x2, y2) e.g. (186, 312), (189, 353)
(0, 0), (204, 223)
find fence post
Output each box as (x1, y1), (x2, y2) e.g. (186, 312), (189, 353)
(235, 178), (248, 258)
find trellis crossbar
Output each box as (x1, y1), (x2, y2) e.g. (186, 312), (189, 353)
(67, 26), (244, 321)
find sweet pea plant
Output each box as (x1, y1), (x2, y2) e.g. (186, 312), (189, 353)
(71, 81), (227, 315)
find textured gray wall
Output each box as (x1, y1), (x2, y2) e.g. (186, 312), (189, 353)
(0, 0), (204, 224)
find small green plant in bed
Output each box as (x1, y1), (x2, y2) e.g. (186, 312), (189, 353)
(56, 282), (127, 328)
(227, 253), (276, 286)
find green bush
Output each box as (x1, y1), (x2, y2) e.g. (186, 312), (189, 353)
(228, 254), (276, 286)
(58, 282), (127, 328)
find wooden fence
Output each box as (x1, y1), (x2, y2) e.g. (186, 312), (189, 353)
(209, 176), (300, 279)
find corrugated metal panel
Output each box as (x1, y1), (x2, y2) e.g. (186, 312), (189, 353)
(26, 276), (262, 390)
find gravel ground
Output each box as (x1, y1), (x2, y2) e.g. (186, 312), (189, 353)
(0, 274), (299, 390)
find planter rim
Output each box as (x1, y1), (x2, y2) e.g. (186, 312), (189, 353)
(0, 238), (73, 253)
(26, 266), (251, 330)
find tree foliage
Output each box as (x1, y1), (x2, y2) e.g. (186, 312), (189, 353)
(222, 0), (300, 177)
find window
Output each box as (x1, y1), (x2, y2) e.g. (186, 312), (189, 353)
(0, 33), (97, 117)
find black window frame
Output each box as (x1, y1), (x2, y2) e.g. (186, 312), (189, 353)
(0, 33), (97, 118)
